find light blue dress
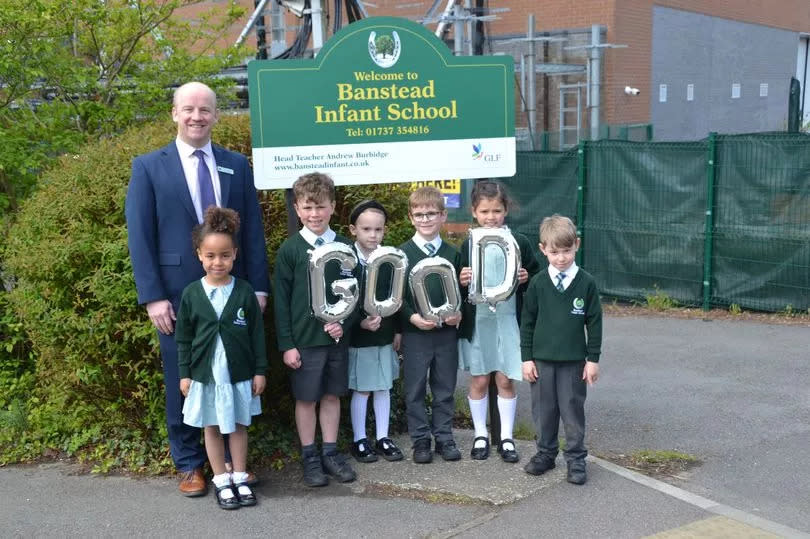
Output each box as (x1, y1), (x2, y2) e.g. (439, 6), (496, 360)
(458, 243), (523, 381)
(182, 277), (261, 434)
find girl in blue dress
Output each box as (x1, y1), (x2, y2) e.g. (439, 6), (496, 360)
(458, 181), (540, 462)
(176, 207), (267, 510)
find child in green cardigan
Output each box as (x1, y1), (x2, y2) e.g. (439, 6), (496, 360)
(273, 172), (357, 487)
(347, 200), (404, 463)
(520, 214), (602, 485)
(458, 181), (540, 463)
(176, 207), (266, 510)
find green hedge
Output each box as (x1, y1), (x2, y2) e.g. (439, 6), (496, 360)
(1, 114), (413, 472)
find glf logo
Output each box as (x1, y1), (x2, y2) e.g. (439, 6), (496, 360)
(472, 143), (483, 159)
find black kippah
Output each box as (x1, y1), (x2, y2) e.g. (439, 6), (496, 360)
(349, 200), (388, 224)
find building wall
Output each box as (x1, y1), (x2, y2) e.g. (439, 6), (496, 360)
(651, 6), (798, 140)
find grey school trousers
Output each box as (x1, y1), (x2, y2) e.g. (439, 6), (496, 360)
(401, 326), (458, 445)
(530, 360), (588, 462)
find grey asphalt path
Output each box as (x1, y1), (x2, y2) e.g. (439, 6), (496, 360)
(2, 315), (808, 538)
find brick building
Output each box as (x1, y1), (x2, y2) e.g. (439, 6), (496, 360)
(185, 1), (810, 141)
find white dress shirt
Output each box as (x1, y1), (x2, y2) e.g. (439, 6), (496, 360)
(176, 137), (222, 224)
(547, 262), (579, 291)
(300, 226), (336, 247)
(412, 233), (442, 256)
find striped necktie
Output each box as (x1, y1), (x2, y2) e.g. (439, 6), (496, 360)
(425, 243), (436, 256)
(314, 237), (325, 247)
(556, 272), (566, 292)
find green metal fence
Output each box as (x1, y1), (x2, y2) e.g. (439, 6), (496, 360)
(498, 132), (810, 313)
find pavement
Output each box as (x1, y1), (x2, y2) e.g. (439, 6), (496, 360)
(2, 315), (809, 538)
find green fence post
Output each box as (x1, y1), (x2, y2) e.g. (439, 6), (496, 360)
(541, 131), (550, 151)
(619, 125), (628, 140)
(702, 132), (717, 311)
(646, 123), (654, 141)
(576, 139), (587, 267)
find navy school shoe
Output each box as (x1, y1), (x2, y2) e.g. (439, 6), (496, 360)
(524, 452), (556, 476)
(351, 438), (378, 463)
(434, 439), (462, 461)
(322, 452), (357, 483)
(412, 438), (433, 464)
(375, 437), (404, 461)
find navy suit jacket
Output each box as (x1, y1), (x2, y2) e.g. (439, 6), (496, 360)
(125, 141), (270, 309)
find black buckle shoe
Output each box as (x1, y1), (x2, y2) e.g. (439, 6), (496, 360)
(435, 439), (461, 461)
(351, 438), (378, 463)
(524, 452), (556, 475)
(566, 460), (587, 485)
(375, 437), (404, 461)
(233, 481), (257, 507)
(214, 483), (241, 510)
(498, 439), (520, 463)
(412, 438), (432, 464)
(470, 436), (490, 460)
(302, 454), (329, 487)
(322, 452), (357, 483)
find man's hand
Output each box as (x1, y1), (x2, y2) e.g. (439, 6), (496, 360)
(179, 378), (191, 397)
(522, 361), (538, 383)
(147, 300), (175, 335)
(255, 294), (267, 313)
(283, 348), (301, 369)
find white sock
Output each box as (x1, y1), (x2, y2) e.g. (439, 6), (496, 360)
(350, 391), (369, 441)
(468, 395), (489, 444)
(230, 471), (251, 496)
(498, 395), (517, 443)
(212, 472), (234, 499)
(372, 390), (391, 440)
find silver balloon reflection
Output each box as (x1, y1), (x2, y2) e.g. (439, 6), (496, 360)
(308, 243), (359, 334)
(408, 257), (461, 325)
(363, 247), (408, 318)
(467, 227), (521, 311)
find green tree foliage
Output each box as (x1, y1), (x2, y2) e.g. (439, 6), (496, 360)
(375, 35), (395, 58)
(2, 114), (413, 472)
(0, 0), (246, 218)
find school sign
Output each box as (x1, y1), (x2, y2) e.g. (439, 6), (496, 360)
(248, 16), (515, 189)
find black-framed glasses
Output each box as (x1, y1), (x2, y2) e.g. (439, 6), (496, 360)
(412, 211), (441, 222)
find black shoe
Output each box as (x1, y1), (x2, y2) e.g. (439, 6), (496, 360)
(412, 438), (433, 464)
(322, 452), (357, 483)
(435, 439), (462, 461)
(524, 452), (556, 476)
(351, 438), (378, 463)
(375, 437), (404, 462)
(567, 460), (587, 485)
(470, 436), (490, 460)
(214, 483), (241, 510)
(302, 454), (329, 487)
(498, 439), (520, 463)
(233, 481), (257, 507)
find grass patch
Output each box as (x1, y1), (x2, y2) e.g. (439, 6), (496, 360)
(728, 303), (742, 315)
(644, 285), (678, 311)
(363, 483), (491, 506)
(600, 449), (701, 479)
(513, 421), (535, 441)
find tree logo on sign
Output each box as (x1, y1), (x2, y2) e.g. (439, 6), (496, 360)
(368, 30), (401, 68)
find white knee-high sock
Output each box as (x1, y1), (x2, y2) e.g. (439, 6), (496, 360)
(372, 390), (391, 439)
(498, 395), (517, 441)
(468, 395), (489, 440)
(350, 391), (369, 441)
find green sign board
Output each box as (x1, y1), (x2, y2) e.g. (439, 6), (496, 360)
(248, 16), (515, 188)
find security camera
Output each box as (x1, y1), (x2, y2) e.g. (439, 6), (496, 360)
(625, 86), (641, 96)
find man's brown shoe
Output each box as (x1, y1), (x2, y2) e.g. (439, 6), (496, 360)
(178, 468), (207, 497)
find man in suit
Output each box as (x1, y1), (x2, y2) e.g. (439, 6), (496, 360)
(125, 81), (270, 496)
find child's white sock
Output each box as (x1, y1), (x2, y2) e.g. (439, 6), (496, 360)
(468, 395), (489, 446)
(350, 391), (369, 441)
(231, 471), (251, 496)
(372, 390), (391, 440)
(212, 472), (234, 499)
(498, 395), (517, 444)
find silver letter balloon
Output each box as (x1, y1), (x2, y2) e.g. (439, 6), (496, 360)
(408, 257), (461, 325)
(363, 247), (408, 318)
(308, 243), (360, 331)
(467, 227), (521, 310)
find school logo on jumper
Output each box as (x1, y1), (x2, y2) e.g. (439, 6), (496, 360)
(571, 297), (585, 316)
(368, 31), (401, 68)
(472, 143), (483, 159)
(234, 307), (247, 326)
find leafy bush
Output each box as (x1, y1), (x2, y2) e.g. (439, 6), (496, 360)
(2, 114), (414, 472)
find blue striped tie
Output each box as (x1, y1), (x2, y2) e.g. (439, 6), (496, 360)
(314, 237), (325, 247)
(425, 243), (436, 256)
(556, 272), (566, 292)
